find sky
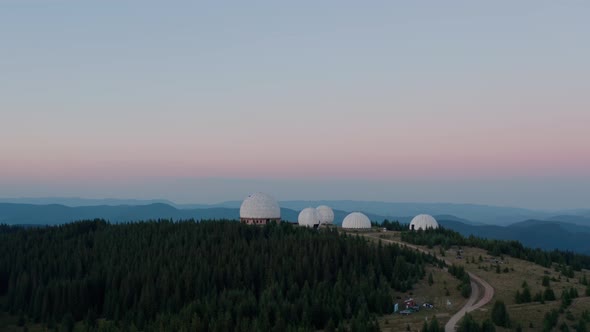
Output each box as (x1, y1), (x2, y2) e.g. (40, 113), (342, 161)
(1, 1), (589, 209)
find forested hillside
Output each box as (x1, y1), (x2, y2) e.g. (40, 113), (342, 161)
(0, 220), (439, 331)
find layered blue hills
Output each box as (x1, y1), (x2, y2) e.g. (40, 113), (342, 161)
(1, 199), (590, 254)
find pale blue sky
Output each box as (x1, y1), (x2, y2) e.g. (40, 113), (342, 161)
(1, 1), (589, 209)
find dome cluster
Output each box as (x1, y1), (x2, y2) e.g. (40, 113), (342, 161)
(409, 214), (439, 231)
(238, 193), (436, 232)
(316, 205), (334, 225)
(297, 207), (372, 230)
(239, 192), (281, 225)
(298, 205), (334, 227)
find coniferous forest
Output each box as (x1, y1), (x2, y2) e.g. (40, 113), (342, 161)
(0, 220), (438, 331)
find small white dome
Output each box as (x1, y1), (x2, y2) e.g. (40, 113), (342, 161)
(409, 214), (439, 230)
(239, 192), (281, 219)
(298, 207), (320, 227)
(316, 205), (334, 225)
(342, 212), (371, 229)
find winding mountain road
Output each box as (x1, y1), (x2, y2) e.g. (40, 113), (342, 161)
(444, 272), (494, 332)
(361, 233), (494, 332)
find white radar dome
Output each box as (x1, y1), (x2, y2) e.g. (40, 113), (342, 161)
(409, 214), (439, 231)
(298, 207), (321, 227)
(316, 205), (334, 225)
(239, 192), (281, 220)
(342, 212), (371, 229)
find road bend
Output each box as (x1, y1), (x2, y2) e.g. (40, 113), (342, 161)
(361, 233), (494, 332)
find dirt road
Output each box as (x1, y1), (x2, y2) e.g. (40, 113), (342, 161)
(361, 233), (494, 332)
(444, 271), (494, 332)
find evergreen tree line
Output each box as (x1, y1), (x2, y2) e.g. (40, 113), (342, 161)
(447, 265), (472, 298)
(538, 287), (582, 332)
(514, 280), (557, 304)
(372, 220), (405, 231)
(456, 300), (507, 332)
(456, 314), (496, 332)
(420, 316), (442, 332)
(0, 220), (440, 331)
(400, 228), (590, 271)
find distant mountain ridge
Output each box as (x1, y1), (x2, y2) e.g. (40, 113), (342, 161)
(437, 219), (590, 255)
(3, 197), (590, 227)
(174, 200), (590, 226)
(0, 197), (175, 206)
(0, 202), (400, 226)
(2, 201), (590, 254)
(0, 203), (239, 225)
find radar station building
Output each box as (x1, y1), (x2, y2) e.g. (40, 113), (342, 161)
(239, 192), (281, 225)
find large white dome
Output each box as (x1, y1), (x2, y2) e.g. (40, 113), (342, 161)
(342, 212), (371, 229)
(316, 205), (334, 225)
(239, 192), (281, 220)
(298, 207), (320, 227)
(409, 214), (439, 230)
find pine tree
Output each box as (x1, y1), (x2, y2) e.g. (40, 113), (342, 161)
(457, 314), (480, 332)
(542, 275), (551, 287)
(481, 319), (495, 332)
(61, 313), (75, 332)
(544, 288), (556, 301)
(491, 300), (510, 328)
(521, 286), (532, 303)
(429, 316), (441, 332)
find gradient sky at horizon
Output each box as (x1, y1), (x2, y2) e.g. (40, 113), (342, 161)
(1, 1), (589, 209)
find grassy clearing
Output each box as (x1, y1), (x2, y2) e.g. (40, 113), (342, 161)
(377, 265), (466, 332)
(439, 245), (590, 330)
(368, 232), (590, 330)
(555, 297), (590, 332)
(357, 233), (467, 332)
(444, 246), (588, 305)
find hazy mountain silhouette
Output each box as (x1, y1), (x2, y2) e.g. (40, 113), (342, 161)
(0, 203), (238, 225)
(0, 197), (174, 206)
(2, 201), (590, 254)
(4, 198), (590, 226)
(438, 219), (590, 255)
(0, 203), (398, 226)
(181, 200), (582, 225)
(545, 215), (590, 226)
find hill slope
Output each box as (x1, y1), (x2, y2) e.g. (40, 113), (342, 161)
(438, 219), (590, 254)
(0, 220), (434, 331)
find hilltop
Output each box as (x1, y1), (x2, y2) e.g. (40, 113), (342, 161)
(0, 220), (438, 331)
